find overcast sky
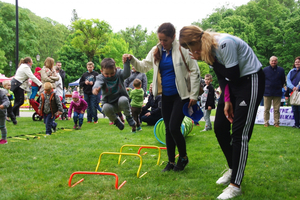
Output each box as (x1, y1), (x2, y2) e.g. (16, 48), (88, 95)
(1, 0), (250, 37)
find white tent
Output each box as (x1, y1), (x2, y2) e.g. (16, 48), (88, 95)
(69, 78), (80, 86)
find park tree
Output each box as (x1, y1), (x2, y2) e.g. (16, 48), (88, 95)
(119, 25), (148, 59)
(71, 19), (112, 61)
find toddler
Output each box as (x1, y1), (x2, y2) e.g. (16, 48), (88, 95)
(92, 58), (136, 130)
(2, 80), (17, 125)
(127, 79), (144, 132)
(38, 82), (63, 135)
(30, 67), (41, 99)
(0, 88), (11, 144)
(68, 91), (88, 130)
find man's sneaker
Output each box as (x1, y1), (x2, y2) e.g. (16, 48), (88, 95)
(73, 124), (78, 129)
(162, 162), (175, 172)
(137, 126), (142, 131)
(173, 156), (189, 171)
(0, 139), (8, 144)
(114, 118), (124, 130)
(126, 116), (136, 127)
(217, 185), (242, 199)
(216, 168), (232, 185)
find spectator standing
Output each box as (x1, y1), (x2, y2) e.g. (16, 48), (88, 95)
(140, 83), (162, 125)
(79, 62), (99, 123)
(286, 56), (300, 128)
(263, 56), (285, 127)
(12, 57), (42, 116)
(56, 61), (66, 102)
(54, 66), (63, 100)
(125, 66), (148, 98)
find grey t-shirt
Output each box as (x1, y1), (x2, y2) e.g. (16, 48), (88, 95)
(93, 60), (131, 104)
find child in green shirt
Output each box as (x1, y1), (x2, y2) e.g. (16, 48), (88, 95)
(127, 79), (144, 132)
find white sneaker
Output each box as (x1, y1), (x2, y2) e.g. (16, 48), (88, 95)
(217, 185), (242, 199)
(216, 168), (232, 185)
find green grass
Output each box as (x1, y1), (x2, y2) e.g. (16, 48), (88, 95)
(1, 116), (300, 200)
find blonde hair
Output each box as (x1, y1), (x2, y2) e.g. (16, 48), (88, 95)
(44, 82), (53, 90)
(179, 25), (218, 65)
(87, 61), (94, 67)
(44, 57), (54, 69)
(2, 80), (11, 86)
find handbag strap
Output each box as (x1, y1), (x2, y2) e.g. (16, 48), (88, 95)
(179, 46), (190, 72)
(291, 70), (300, 81)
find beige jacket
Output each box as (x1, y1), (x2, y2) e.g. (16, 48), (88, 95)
(39, 66), (59, 93)
(130, 40), (200, 100)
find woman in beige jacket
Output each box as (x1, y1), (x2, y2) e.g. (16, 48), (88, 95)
(39, 57), (59, 93)
(123, 23), (200, 172)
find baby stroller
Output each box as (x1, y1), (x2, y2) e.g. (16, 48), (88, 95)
(29, 99), (68, 121)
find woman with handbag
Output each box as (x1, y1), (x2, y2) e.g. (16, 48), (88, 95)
(123, 23), (201, 172)
(12, 57), (42, 117)
(286, 56), (300, 128)
(179, 25), (265, 199)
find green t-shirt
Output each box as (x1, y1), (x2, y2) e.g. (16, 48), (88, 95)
(128, 88), (144, 108)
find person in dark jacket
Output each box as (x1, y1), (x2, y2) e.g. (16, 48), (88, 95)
(124, 66), (148, 98)
(79, 62), (99, 123)
(263, 56), (285, 127)
(140, 83), (162, 125)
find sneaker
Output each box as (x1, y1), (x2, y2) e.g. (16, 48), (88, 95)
(0, 139), (8, 144)
(131, 130), (136, 133)
(216, 168), (232, 185)
(73, 124), (78, 129)
(109, 122), (114, 125)
(126, 116), (136, 127)
(120, 115), (125, 123)
(52, 124), (57, 133)
(13, 121), (17, 125)
(76, 126), (81, 130)
(274, 124), (280, 128)
(200, 129), (208, 132)
(114, 118), (124, 130)
(217, 185), (242, 199)
(162, 162), (175, 172)
(264, 124), (269, 127)
(87, 121), (92, 123)
(137, 126), (142, 131)
(173, 156), (189, 171)
(94, 121), (98, 124)
(46, 133), (51, 136)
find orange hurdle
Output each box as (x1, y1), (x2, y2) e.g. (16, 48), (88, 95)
(68, 171), (126, 190)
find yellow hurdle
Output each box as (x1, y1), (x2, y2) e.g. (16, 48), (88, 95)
(95, 152), (143, 178)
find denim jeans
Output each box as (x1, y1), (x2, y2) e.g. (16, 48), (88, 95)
(73, 111), (84, 127)
(292, 105), (300, 127)
(30, 86), (39, 99)
(44, 113), (57, 135)
(84, 93), (98, 122)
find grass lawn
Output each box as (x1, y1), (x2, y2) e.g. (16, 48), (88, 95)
(0, 115), (299, 200)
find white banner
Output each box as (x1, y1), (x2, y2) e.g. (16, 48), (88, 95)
(255, 106), (294, 127)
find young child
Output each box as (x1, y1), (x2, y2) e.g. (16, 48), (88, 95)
(68, 91), (88, 130)
(0, 88), (11, 144)
(127, 79), (144, 132)
(38, 82), (63, 135)
(92, 58), (136, 130)
(2, 80), (17, 125)
(30, 67), (41, 99)
(200, 74), (215, 131)
(79, 62), (99, 123)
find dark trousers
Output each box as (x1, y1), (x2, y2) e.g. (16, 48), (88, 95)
(12, 86), (24, 116)
(161, 94), (189, 162)
(7, 103), (16, 123)
(140, 110), (162, 125)
(44, 113), (57, 135)
(214, 69), (265, 186)
(131, 106), (142, 131)
(292, 105), (300, 127)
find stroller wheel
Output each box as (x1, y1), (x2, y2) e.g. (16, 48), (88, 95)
(61, 112), (68, 120)
(32, 112), (42, 121)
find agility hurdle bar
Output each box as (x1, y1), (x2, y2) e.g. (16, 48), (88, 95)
(68, 171), (126, 189)
(95, 152), (143, 178)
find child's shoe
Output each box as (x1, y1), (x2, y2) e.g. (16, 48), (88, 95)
(137, 126), (142, 131)
(126, 116), (136, 127)
(13, 120), (17, 125)
(87, 121), (92, 123)
(52, 124), (57, 133)
(132, 127), (136, 133)
(114, 118), (124, 130)
(109, 122), (114, 125)
(73, 124), (78, 129)
(120, 115), (125, 123)
(0, 139), (8, 144)
(94, 121), (98, 124)
(76, 126), (81, 130)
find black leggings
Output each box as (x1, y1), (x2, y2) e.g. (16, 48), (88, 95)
(161, 94), (189, 162)
(12, 86), (24, 116)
